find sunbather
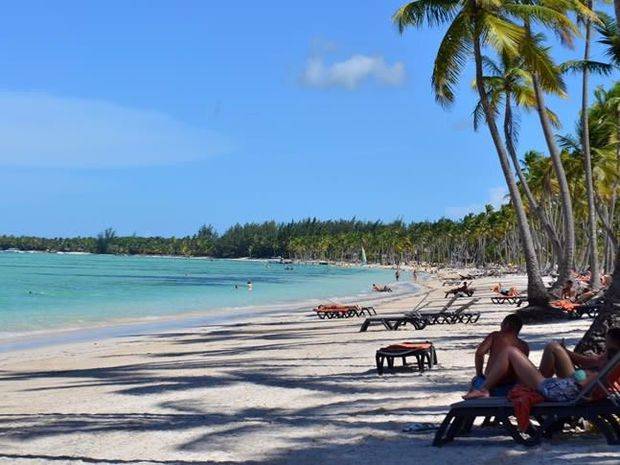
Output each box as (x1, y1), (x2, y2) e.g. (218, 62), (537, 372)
(464, 328), (620, 401)
(560, 280), (577, 300)
(491, 283), (520, 297)
(372, 284), (392, 292)
(468, 314), (529, 396)
(445, 281), (473, 298)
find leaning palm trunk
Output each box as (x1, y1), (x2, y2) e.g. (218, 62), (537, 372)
(473, 36), (549, 306)
(504, 96), (564, 279)
(581, 10), (601, 289)
(531, 73), (576, 283)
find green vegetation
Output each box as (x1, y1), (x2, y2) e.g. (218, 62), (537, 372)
(394, 0), (619, 348)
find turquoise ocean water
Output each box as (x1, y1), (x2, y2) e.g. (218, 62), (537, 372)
(0, 251), (398, 337)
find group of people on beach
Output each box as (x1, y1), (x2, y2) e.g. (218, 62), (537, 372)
(465, 314), (620, 402)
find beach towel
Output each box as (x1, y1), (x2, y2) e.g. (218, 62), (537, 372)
(382, 342), (432, 351)
(508, 385), (544, 432)
(549, 299), (579, 312)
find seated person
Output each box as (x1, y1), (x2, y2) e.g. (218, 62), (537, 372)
(560, 280), (577, 301)
(464, 328), (620, 401)
(601, 274), (612, 288)
(372, 284), (392, 292)
(445, 281), (472, 298)
(469, 314), (529, 397)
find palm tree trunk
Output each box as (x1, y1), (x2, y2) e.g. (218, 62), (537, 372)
(581, 10), (601, 289)
(503, 94), (564, 280)
(473, 35), (548, 306)
(525, 25), (576, 285)
(531, 73), (576, 283)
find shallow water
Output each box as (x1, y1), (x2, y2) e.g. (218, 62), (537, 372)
(0, 251), (398, 335)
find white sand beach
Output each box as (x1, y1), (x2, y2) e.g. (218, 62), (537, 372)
(0, 273), (617, 465)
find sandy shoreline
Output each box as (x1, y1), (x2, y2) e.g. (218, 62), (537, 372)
(0, 273), (617, 464)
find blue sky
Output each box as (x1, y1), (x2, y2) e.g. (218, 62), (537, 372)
(0, 1), (615, 237)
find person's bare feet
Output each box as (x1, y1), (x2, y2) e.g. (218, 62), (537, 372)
(463, 389), (490, 400)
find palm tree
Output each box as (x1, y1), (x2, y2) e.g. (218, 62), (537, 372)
(473, 52), (565, 277)
(392, 0), (573, 305)
(559, 7), (615, 289)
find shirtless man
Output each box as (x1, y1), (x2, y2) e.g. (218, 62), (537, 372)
(469, 314), (529, 396)
(465, 328), (620, 401)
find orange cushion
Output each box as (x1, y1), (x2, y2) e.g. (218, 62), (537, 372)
(381, 342), (432, 351)
(591, 364), (620, 401)
(550, 299), (579, 311)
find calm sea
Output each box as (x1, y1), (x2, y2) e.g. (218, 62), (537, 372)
(0, 251), (400, 336)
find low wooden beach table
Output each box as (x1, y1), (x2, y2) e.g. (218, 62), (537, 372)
(375, 341), (437, 375)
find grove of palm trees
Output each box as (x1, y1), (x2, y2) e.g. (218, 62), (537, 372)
(394, 0), (619, 350)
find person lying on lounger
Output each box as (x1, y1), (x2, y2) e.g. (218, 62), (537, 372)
(372, 284), (392, 292)
(491, 283), (521, 297)
(464, 327), (620, 401)
(445, 281), (473, 298)
(468, 314), (529, 397)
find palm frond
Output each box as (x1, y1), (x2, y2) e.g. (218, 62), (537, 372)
(480, 13), (524, 57)
(472, 100), (486, 131)
(431, 12), (472, 106)
(393, 0), (460, 32)
(595, 11), (620, 66)
(504, 4), (579, 39)
(519, 34), (566, 96)
(559, 59), (614, 75)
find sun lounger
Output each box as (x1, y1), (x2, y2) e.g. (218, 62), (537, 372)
(491, 296), (525, 306)
(375, 341), (437, 374)
(410, 298), (480, 325)
(432, 352), (620, 447)
(314, 305), (376, 319)
(358, 314), (428, 332)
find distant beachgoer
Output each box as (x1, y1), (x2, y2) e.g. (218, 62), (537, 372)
(247, 280), (253, 291)
(395, 270), (400, 281)
(412, 270), (418, 281)
(372, 283), (392, 292)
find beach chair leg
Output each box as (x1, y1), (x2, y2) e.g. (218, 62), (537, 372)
(592, 415), (620, 445)
(433, 412), (457, 447)
(445, 415), (468, 441)
(601, 413), (620, 443)
(500, 414), (541, 447)
(376, 353), (384, 375)
(359, 320), (370, 332)
(387, 356), (394, 370)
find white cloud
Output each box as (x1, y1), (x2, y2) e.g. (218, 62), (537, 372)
(445, 186), (509, 219)
(300, 54), (406, 90)
(0, 92), (232, 168)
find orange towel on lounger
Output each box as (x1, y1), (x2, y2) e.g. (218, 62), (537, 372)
(508, 385), (544, 432)
(550, 299), (579, 312)
(382, 342), (432, 351)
